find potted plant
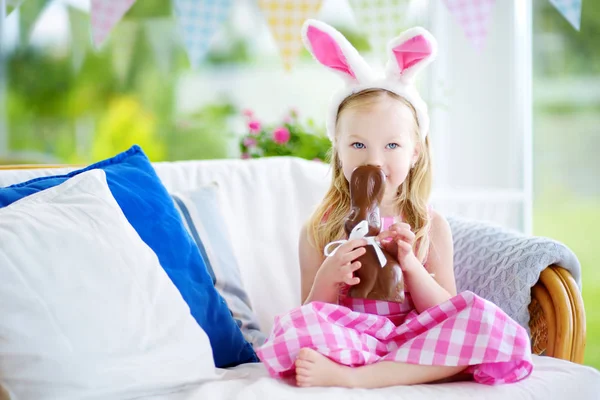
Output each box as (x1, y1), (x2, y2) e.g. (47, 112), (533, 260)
(239, 109), (330, 162)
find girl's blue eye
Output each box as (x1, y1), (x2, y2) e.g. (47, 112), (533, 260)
(386, 143), (400, 150)
(351, 142), (365, 149)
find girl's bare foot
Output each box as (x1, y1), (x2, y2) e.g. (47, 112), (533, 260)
(293, 348), (469, 389)
(294, 348), (354, 388)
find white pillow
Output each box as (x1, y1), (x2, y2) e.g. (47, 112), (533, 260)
(171, 184), (267, 348)
(0, 170), (219, 400)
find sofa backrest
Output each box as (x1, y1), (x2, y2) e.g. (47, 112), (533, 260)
(0, 157), (581, 337)
(154, 157), (331, 332)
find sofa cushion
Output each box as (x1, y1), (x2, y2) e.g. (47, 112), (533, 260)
(171, 184), (267, 348)
(0, 156), (333, 334)
(0, 145), (257, 368)
(0, 170), (218, 399)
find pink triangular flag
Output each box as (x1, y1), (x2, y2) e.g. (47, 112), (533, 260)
(90, 0), (136, 48)
(442, 0), (496, 51)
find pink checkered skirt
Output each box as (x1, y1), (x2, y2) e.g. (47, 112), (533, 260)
(256, 291), (533, 385)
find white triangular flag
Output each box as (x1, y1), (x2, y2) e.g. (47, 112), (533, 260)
(173, 0), (234, 69)
(549, 0), (582, 31)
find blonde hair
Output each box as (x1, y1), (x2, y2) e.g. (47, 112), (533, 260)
(308, 88), (433, 263)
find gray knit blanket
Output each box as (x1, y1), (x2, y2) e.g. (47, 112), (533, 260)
(448, 216), (582, 333)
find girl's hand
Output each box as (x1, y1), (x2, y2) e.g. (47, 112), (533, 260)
(377, 223), (418, 270)
(314, 238), (367, 291)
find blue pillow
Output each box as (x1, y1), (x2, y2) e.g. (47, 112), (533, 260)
(0, 145), (258, 368)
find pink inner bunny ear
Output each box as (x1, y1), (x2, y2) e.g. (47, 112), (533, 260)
(306, 25), (356, 79)
(392, 34), (432, 73)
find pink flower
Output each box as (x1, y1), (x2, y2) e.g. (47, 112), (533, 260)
(289, 107), (298, 118)
(272, 126), (291, 145)
(243, 137), (257, 148)
(283, 115), (292, 124)
(248, 120), (261, 134)
(241, 152), (251, 159)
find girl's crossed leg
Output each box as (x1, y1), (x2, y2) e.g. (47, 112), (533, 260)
(294, 348), (469, 388)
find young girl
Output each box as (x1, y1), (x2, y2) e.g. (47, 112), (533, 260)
(256, 19), (533, 389)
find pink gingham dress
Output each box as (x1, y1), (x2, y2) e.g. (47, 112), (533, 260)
(256, 216), (533, 385)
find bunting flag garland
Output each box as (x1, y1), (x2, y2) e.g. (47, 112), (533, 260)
(442, 0), (496, 51)
(258, 0), (324, 71)
(68, 6), (90, 73)
(348, 0), (410, 59)
(2, 0), (587, 71)
(145, 18), (178, 76)
(549, 0), (582, 31)
(5, 0), (26, 17)
(90, 0), (136, 48)
(173, 0), (234, 69)
(111, 20), (138, 83)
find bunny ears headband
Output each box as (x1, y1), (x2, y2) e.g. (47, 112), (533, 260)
(300, 19), (438, 142)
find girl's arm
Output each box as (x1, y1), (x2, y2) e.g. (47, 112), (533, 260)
(299, 223), (339, 305)
(299, 223), (366, 305)
(398, 210), (458, 313)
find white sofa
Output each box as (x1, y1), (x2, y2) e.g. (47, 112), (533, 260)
(0, 156), (599, 400)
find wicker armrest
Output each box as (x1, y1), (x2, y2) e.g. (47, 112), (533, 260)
(529, 265), (586, 363)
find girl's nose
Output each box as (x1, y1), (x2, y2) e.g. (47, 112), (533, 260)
(365, 152), (383, 169)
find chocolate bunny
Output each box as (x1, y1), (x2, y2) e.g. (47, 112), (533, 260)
(344, 165), (404, 303)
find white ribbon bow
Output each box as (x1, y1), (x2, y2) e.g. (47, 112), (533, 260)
(323, 220), (387, 268)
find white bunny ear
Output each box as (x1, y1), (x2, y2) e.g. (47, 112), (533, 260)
(385, 27), (437, 83)
(301, 19), (373, 84)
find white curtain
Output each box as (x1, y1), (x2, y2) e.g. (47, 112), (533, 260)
(425, 1), (533, 233)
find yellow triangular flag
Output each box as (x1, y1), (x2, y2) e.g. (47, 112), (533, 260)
(258, 0), (324, 71)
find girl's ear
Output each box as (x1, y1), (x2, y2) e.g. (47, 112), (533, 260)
(385, 27), (437, 84)
(302, 19), (374, 84)
(411, 140), (422, 168)
(332, 147), (343, 169)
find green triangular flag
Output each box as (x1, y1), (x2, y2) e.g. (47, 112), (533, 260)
(67, 6), (90, 73)
(5, 0), (25, 17)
